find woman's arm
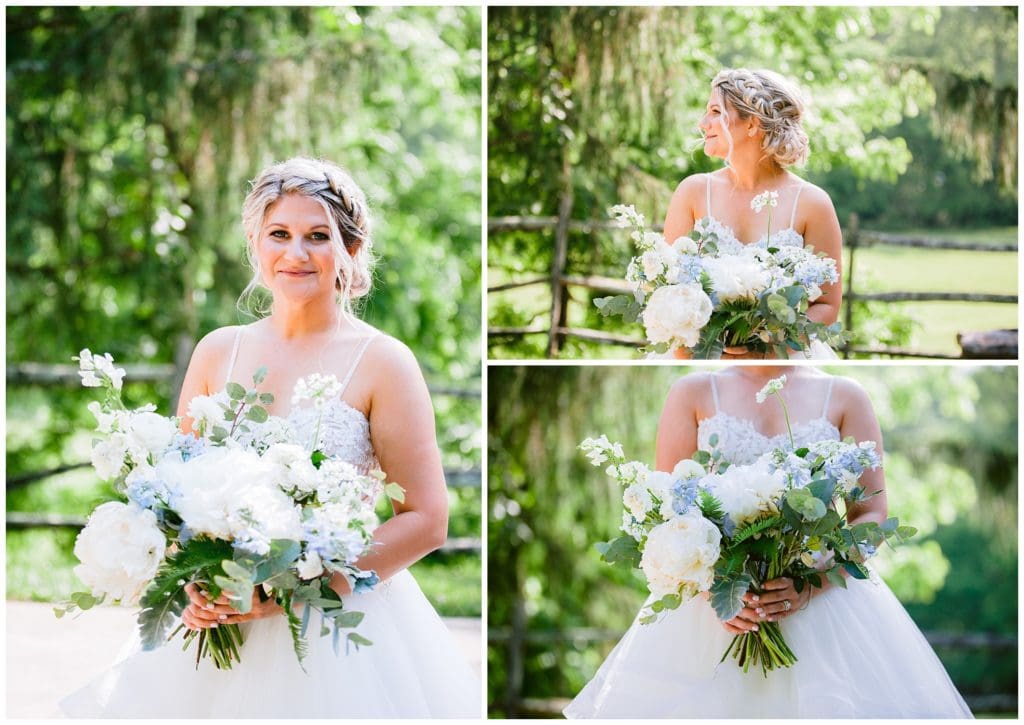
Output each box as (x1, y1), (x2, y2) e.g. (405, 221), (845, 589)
(662, 175), (706, 247)
(328, 336), (449, 596)
(654, 376), (705, 472)
(800, 186), (843, 326)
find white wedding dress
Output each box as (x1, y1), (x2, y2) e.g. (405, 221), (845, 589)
(61, 332), (481, 718)
(565, 375), (972, 718)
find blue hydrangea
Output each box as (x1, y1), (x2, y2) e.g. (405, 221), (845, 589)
(670, 478), (700, 515)
(168, 433), (208, 462)
(353, 570), (379, 593)
(676, 254), (704, 284)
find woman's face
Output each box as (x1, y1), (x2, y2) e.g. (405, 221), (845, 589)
(256, 193), (338, 303)
(698, 88), (751, 160)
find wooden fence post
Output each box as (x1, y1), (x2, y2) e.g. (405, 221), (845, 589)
(843, 212), (859, 360)
(547, 155), (574, 358)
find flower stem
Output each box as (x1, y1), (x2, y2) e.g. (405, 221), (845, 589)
(772, 390), (794, 449)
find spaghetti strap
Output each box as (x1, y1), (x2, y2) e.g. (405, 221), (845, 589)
(224, 327), (244, 387)
(821, 376), (835, 417)
(709, 374), (720, 413)
(338, 333), (378, 395)
(705, 174), (713, 217)
(790, 182), (806, 228)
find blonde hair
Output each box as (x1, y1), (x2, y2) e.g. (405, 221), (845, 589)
(239, 156), (373, 315)
(711, 69), (810, 167)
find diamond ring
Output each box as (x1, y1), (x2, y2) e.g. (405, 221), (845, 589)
(782, 599), (792, 611)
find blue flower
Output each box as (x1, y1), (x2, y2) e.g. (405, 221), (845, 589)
(670, 478), (700, 515)
(353, 570), (379, 593)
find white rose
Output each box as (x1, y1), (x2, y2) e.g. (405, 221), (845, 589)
(296, 551), (324, 580)
(704, 255), (771, 302)
(91, 434), (129, 481)
(640, 251), (665, 280)
(127, 412), (177, 458)
(672, 459), (706, 481)
(670, 236), (698, 255)
(642, 283), (714, 348)
(186, 394), (228, 434)
(623, 484), (654, 520)
(640, 511), (721, 598)
(74, 502), (165, 604)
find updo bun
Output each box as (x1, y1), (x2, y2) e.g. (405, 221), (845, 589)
(240, 156), (374, 313)
(712, 69), (810, 167)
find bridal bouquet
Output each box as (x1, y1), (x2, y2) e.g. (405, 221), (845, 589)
(593, 200), (845, 358)
(55, 350), (404, 671)
(581, 377), (915, 675)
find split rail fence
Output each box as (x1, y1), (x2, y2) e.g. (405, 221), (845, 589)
(488, 213), (1017, 359)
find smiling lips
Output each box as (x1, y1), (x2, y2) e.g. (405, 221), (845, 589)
(279, 269), (316, 277)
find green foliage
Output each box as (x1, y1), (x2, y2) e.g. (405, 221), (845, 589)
(709, 571), (753, 621)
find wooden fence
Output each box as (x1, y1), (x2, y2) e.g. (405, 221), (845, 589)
(6, 364), (482, 554)
(488, 213), (1017, 359)
(488, 625), (1018, 716)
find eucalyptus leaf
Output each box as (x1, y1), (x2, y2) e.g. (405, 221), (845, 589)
(226, 382), (246, 400)
(709, 571), (752, 621)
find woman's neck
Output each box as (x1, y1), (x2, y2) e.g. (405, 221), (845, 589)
(723, 159), (786, 192)
(729, 365), (798, 381)
(266, 298), (345, 340)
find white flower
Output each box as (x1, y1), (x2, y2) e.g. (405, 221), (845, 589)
(73, 502), (165, 604)
(703, 255), (771, 302)
(187, 393), (228, 435)
(640, 510), (721, 598)
(623, 484), (654, 520)
(90, 434), (129, 481)
(75, 349), (126, 392)
(580, 435), (624, 467)
(640, 251), (665, 281)
(126, 411), (178, 459)
(296, 551), (324, 580)
(671, 459), (706, 481)
(614, 461), (650, 487)
(670, 236), (698, 255)
(641, 283), (714, 348)
(707, 459), (788, 527)
(751, 190), (779, 213)
(264, 442), (319, 496)
(755, 375), (787, 403)
(610, 204), (645, 230)
(621, 511), (646, 542)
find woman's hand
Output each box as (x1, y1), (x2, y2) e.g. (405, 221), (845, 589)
(181, 583), (282, 630)
(720, 577), (811, 634)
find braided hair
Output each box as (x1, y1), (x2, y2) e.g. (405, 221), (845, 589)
(712, 69), (810, 167)
(240, 157), (374, 314)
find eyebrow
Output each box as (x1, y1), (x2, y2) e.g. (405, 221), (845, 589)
(265, 221), (331, 230)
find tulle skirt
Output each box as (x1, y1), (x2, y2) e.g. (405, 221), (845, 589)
(565, 574), (972, 718)
(60, 570), (480, 718)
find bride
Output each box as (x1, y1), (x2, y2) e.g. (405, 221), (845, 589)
(664, 69), (842, 360)
(565, 367), (972, 718)
(62, 157), (480, 717)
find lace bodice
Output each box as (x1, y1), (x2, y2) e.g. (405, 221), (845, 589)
(696, 374), (839, 465)
(694, 174), (807, 256)
(288, 400), (377, 473)
(694, 215), (805, 256)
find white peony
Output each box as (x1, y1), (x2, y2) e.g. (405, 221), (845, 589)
(160, 448), (302, 547)
(640, 511), (721, 598)
(708, 459), (788, 527)
(264, 442), (319, 495)
(703, 255), (771, 302)
(127, 411), (178, 459)
(641, 283), (714, 348)
(73, 502), (165, 604)
(623, 484), (654, 520)
(669, 236), (698, 255)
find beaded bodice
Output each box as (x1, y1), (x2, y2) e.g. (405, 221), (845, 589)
(288, 400), (377, 473)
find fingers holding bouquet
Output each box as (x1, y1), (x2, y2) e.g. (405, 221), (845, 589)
(744, 577), (811, 622)
(181, 582), (282, 631)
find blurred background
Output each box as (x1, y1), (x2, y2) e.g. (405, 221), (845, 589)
(487, 365), (1017, 717)
(487, 6), (1018, 360)
(6, 7), (482, 706)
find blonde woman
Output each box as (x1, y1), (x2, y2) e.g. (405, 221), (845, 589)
(62, 157), (480, 718)
(665, 69), (842, 360)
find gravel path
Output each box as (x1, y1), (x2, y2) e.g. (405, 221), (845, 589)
(6, 600), (482, 718)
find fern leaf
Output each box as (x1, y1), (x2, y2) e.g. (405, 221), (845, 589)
(731, 515), (784, 545)
(698, 489), (725, 522)
(279, 590), (309, 671)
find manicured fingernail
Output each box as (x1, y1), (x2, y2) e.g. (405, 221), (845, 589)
(759, 612), (765, 618)
(206, 603), (215, 610)
(211, 623), (218, 628)
(756, 607), (764, 614)
(218, 614), (227, 620)
(752, 595), (759, 602)
(752, 625), (759, 631)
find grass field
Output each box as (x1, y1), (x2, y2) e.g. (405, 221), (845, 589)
(488, 226), (1019, 359)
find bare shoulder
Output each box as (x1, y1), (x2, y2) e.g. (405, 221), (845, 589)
(666, 372), (713, 409)
(361, 332), (424, 385)
(189, 325), (245, 374)
(829, 375), (873, 413)
(797, 180), (837, 215)
(672, 172), (712, 203)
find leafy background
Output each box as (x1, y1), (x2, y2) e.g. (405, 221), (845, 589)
(487, 6), (1018, 359)
(488, 365), (1017, 716)
(6, 6), (482, 618)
